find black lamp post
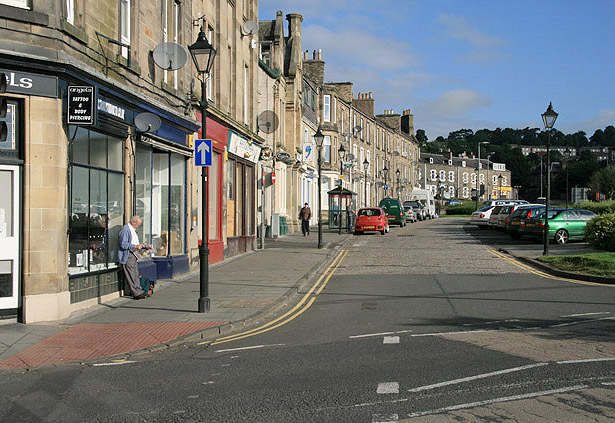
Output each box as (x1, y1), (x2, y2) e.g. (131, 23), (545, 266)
(498, 175), (503, 199)
(542, 102), (558, 256)
(338, 143), (346, 234)
(363, 158), (369, 207)
(383, 165), (389, 197)
(314, 127), (325, 249)
(189, 27), (217, 313)
(564, 147), (571, 208)
(396, 168), (401, 198)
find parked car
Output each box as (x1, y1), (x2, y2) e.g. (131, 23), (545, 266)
(403, 205), (417, 223)
(524, 208), (597, 244)
(469, 205), (495, 230)
(379, 197), (406, 227)
(354, 207), (389, 235)
(403, 200), (425, 221)
(506, 205), (545, 240)
(497, 203), (539, 232)
(481, 199), (529, 208)
(488, 205), (504, 229)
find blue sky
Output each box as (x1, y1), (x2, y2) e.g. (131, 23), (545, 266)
(258, 0), (615, 141)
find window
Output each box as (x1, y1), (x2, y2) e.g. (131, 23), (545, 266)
(448, 171), (455, 182)
(430, 169), (437, 181)
(439, 170), (446, 181)
(462, 186), (469, 198)
(360, 118), (364, 139)
(333, 97), (337, 123)
(323, 95), (331, 122)
(207, 26), (214, 99)
(463, 172), (469, 184)
(261, 42), (272, 67)
(120, 0), (131, 59)
(366, 151), (371, 176)
(462, 161), (466, 167)
(360, 147), (364, 173)
(0, 0), (30, 9)
(340, 108), (344, 132)
(323, 136), (331, 163)
(69, 127), (124, 275)
(66, 0), (75, 25)
(163, 0), (179, 88)
(135, 145), (187, 257)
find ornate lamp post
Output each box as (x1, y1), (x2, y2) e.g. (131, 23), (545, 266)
(189, 27), (217, 313)
(541, 102), (558, 256)
(337, 143), (346, 234)
(363, 158), (369, 207)
(475, 141), (488, 210)
(383, 165), (389, 197)
(314, 127), (325, 249)
(396, 168), (401, 198)
(564, 147), (571, 208)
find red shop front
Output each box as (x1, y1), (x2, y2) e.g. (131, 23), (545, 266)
(198, 112), (226, 264)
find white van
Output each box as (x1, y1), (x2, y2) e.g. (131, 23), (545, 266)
(410, 189), (436, 219)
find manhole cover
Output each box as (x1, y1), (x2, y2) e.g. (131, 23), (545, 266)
(397, 234), (414, 237)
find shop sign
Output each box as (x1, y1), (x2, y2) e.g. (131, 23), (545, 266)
(97, 98), (126, 121)
(228, 130), (261, 164)
(0, 69), (58, 98)
(67, 86), (95, 125)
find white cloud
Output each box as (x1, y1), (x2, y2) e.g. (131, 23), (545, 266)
(438, 14), (504, 47)
(423, 89), (492, 118)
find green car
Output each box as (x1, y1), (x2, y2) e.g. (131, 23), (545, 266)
(525, 208), (596, 244)
(378, 197), (406, 227)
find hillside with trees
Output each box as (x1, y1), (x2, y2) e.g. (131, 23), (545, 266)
(418, 126), (615, 202)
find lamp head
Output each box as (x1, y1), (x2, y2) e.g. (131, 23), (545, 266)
(313, 126), (325, 149)
(188, 27), (217, 75)
(338, 143), (346, 160)
(541, 102), (558, 129)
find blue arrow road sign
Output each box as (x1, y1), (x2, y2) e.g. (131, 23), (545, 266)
(383, 184), (389, 191)
(194, 139), (212, 166)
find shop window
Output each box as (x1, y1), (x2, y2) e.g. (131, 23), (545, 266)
(0, 99), (21, 159)
(0, 0), (30, 9)
(208, 151), (221, 240)
(68, 127), (125, 275)
(227, 159), (254, 237)
(135, 144), (186, 257)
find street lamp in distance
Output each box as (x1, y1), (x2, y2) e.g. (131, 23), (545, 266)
(396, 168), (401, 198)
(188, 26), (217, 313)
(337, 143), (346, 234)
(363, 158), (369, 207)
(382, 165), (389, 197)
(314, 126), (325, 249)
(564, 147), (571, 208)
(541, 102), (558, 256)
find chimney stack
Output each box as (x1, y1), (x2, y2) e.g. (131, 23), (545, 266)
(354, 92), (375, 117)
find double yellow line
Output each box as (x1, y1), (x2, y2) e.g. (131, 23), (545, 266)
(489, 249), (612, 287)
(204, 249), (349, 346)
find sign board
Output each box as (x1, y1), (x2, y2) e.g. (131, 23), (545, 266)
(383, 184), (389, 191)
(271, 172), (276, 184)
(0, 69), (58, 98)
(228, 130), (261, 164)
(67, 86), (95, 125)
(194, 139), (212, 166)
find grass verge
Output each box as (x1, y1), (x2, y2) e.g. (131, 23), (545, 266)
(537, 252), (615, 277)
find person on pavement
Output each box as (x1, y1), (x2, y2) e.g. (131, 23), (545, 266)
(299, 203), (311, 236)
(118, 215), (147, 299)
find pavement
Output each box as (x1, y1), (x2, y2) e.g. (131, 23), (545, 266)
(0, 229), (353, 371)
(1, 219), (613, 372)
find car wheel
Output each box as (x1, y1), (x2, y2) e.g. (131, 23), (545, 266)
(380, 229), (386, 235)
(555, 229), (569, 245)
(354, 230), (362, 235)
(510, 232), (521, 240)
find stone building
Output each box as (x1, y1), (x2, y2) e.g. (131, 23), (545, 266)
(418, 153), (512, 201)
(0, 0), (261, 322)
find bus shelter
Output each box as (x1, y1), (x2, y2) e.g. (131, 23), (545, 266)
(327, 186), (357, 231)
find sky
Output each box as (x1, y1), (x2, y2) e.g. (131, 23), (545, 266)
(257, 0), (615, 141)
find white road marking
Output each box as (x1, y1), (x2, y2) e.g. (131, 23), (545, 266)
(372, 414), (399, 422)
(562, 312), (610, 318)
(601, 382), (615, 386)
(410, 329), (494, 337)
(377, 382), (399, 394)
(92, 360), (136, 366)
(557, 357), (615, 365)
(407, 385), (588, 418)
(550, 316), (615, 328)
(383, 336), (400, 344)
(349, 330), (413, 339)
(215, 344), (285, 353)
(201, 381), (214, 385)
(407, 363), (549, 392)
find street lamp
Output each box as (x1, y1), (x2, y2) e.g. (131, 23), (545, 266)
(189, 26), (217, 313)
(383, 165), (389, 197)
(314, 127), (325, 249)
(498, 175), (503, 199)
(475, 141), (488, 210)
(363, 158), (369, 207)
(541, 102), (558, 256)
(564, 147), (571, 208)
(337, 143), (346, 234)
(396, 168), (401, 198)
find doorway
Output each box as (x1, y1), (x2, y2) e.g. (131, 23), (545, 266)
(0, 165), (20, 311)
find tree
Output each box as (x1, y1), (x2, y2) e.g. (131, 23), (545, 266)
(415, 129), (428, 145)
(589, 167), (615, 200)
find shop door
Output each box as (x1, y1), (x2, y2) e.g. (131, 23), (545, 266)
(0, 165), (20, 310)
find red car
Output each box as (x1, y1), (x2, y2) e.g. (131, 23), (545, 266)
(354, 207), (389, 235)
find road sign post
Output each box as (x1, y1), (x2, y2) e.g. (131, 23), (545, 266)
(194, 139), (212, 167)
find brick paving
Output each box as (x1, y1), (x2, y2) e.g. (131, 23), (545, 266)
(0, 321), (225, 369)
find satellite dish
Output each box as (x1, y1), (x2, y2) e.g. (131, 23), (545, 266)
(152, 42), (188, 71)
(134, 112), (161, 133)
(257, 110), (279, 134)
(353, 125), (362, 133)
(392, 151), (400, 157)
(242, 21), (259, 36)
(346, 153), (355, 161)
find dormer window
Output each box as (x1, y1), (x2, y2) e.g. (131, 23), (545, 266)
(462, 161), (466, 167)
(448, 160), (452, 166)
(429, 157), (433, 164)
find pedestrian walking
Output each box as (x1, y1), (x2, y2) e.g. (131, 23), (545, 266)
(346, 199), (356, 231)
(299, 203), (311, 236)
(118, 215), (148, 299)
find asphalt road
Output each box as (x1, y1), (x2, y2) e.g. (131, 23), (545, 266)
(2, 218), (614, 422)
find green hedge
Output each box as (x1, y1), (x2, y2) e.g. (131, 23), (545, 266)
(584, 213), (615, 251)
(445, 203), (477, 215)
(572, 200), (615, 215)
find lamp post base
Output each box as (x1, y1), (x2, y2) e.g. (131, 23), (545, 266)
(198, 297), (210, 313)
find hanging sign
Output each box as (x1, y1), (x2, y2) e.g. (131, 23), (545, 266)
(67, 86), (95, 125)
(271, 172), (276, 184)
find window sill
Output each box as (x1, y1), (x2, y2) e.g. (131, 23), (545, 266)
(59, 21), (88, 44)
(0, 4), (48, 25)
(161, 81), (181, 97)
(116, 54), (141, 75)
